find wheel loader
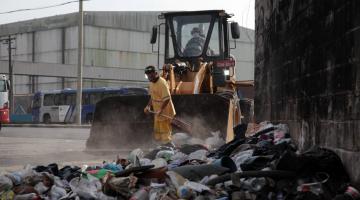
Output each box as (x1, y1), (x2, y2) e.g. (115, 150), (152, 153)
(86, 10), (251, 149)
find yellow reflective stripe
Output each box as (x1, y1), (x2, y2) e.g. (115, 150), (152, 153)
(162, 96), (170, 101)
(152, 99), (163, 102)
(153, 96), (170, 102)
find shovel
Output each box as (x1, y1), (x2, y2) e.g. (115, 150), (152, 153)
(148, 110), (193, 133)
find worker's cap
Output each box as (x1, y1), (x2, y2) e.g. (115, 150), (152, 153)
(145, 65), (156, 74)
(191, 27), (201, 35)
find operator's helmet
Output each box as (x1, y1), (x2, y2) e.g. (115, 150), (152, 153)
(191, 27), (201, 35)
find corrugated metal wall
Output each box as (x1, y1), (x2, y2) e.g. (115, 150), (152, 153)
(0, 11), (254, 94)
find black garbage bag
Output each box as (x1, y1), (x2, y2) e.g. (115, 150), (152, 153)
(240, 155), (274, 171)
(207, 124), (248, 158)
(33, 163), (59, 176)
(276, 146), (350, 196)
(58, 166), (81, 182)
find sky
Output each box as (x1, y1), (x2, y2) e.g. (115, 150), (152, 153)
(0, 0), (255, 29)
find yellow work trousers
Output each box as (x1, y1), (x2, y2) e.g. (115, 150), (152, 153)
(153, 117), (172, 143)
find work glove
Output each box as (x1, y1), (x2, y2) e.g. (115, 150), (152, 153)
(144, 106), (150, 114)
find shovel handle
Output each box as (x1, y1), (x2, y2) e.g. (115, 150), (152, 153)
(148, 110), (173, 120)
(148, 109), (192, 133)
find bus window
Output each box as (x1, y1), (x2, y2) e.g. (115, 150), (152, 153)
(43, 94), (55, 106)
(89, 92), (102, 105)
(65, 93), (76, 105)
(54, 94), (66, 106)
(0, 80), (5, 92)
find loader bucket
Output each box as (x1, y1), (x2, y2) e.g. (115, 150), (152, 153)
(86, 94), (232, 149)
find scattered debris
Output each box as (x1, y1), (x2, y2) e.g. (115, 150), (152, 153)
(0, 122), (359, 199)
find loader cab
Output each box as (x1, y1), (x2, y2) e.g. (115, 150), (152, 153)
(152, 10), (240, 64)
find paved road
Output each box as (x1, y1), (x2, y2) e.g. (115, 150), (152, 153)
(0, 127), (123, 170)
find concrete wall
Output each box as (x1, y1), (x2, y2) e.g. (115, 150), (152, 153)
(255, 0), (360, 186)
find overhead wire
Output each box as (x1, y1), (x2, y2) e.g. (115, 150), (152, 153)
(0, 0), (90, 15)
(244, 0), (254, 43)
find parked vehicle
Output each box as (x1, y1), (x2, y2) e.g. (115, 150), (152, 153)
(32, 87), (147, 124)
(0, 74), (10, 130)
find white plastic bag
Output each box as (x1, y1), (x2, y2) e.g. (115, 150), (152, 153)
(34, 182), (49, 194)
(156, 150), (175, 161)
(188, 149), (208, 161)
(0, 175), (13, 192)
(69, 175), (101, 199)
(184, 180), (210, 192)
(151, 158), (168, 169)
(128, 148), (144, 167)
(49, 185), (67, 200)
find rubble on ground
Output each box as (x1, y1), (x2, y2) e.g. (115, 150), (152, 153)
(1, 122), (359, 200)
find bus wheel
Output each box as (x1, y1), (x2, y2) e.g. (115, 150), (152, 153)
(86, 113), (93, 124)
(43, 114), (51, 124)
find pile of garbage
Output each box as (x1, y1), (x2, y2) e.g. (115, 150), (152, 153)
(1, 122), (359, 200)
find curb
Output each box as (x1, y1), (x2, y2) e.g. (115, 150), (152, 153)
(3, 123), (91, 128)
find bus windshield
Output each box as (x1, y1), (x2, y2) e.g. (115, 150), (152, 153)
(0, 80), (6, 92)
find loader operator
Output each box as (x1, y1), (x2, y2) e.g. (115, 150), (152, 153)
(183, 27), (205, 57)
(144, 65), (176, 144)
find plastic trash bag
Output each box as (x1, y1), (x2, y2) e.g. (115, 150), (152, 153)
(171, 151), (188, 161)
(149, 187), (168, 200)
(104, 175), (137, 198)
(103, 163), (123, 173)
(49, 185), (67, 200)
(188, 150), (208, 161)
(53, 176), (65, 188)
(166, 171), (186, 189)
(240, 177), (267, 192)
(0, 175), (13, 192)
(14, 165), (34, 184)
(232, 149), (254, 170)
(156, 150), (175, 161)
(184, 181), (210, 193)
(140, 158), (152, 166)
(13, 193), (37, 200)
(34, 182), (49, 194)
(151, 158), (168, 169)
(69, 175), (101, 199)
(128, 148), (144, 167)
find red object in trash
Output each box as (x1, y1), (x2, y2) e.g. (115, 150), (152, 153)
(0, 108), (10, 123)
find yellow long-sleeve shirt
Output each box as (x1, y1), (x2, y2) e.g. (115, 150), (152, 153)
(149, 77), (176, 121)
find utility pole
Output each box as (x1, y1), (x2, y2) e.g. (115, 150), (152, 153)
(76, 0), (83, 125)
(1, 36), (16, 114)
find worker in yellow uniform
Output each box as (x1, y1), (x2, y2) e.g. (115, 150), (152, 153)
(144, 65), (176, 144)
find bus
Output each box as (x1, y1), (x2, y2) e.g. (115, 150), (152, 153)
(31, 87), (148, 124)
(0, 75), (10, 130)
